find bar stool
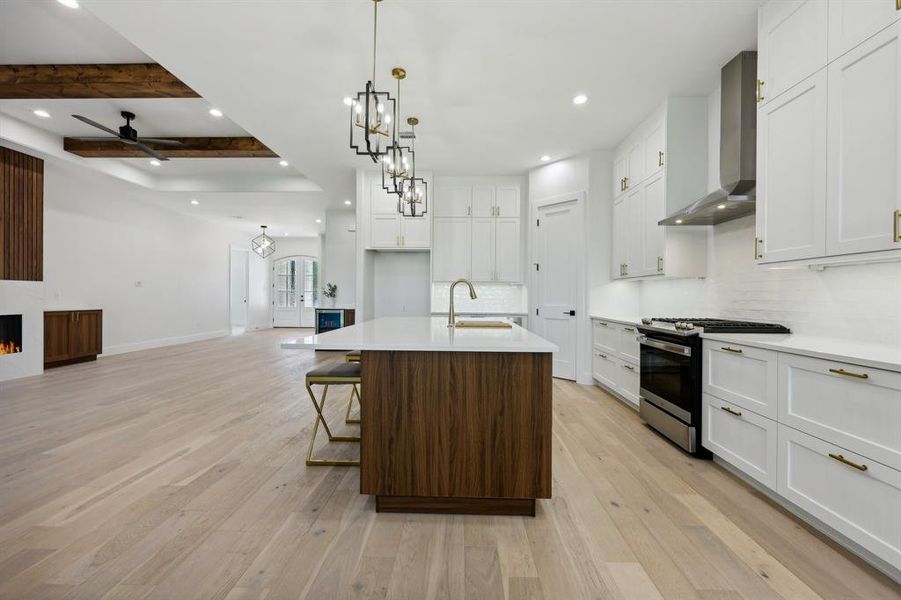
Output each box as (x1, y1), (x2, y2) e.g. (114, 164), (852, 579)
(305, 361), (361, 466)
(343, 351), (362, 424)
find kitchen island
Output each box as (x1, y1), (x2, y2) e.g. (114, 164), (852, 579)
(281, 316), (557, 516)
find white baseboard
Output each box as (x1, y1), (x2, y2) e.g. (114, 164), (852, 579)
(102, 329), (230, 356)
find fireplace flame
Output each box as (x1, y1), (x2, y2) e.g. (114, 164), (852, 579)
(0, 340), (21, 355)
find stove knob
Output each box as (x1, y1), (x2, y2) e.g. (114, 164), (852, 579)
(641, 318), (652, 325)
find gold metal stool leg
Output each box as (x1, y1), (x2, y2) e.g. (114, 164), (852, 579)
(345, 384), (361, 424)
(305, 378), (360, 466)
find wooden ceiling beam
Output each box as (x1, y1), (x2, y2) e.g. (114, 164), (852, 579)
(0, 63), (199, 99)
(63, 137), (278, 159)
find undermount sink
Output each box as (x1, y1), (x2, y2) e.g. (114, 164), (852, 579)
(454, 320), (512, 329)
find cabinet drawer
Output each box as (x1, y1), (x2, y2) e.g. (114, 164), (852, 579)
(618, 361), (640, 408)
(703, 394), (777, 489)
(616, 324), (640, 363)
(779, 353), (901, 469)
(703, 341), (778, 419)
(778, 424), (901, 568)
(591, 319), (617, 354)
(591, 349), (617, 391)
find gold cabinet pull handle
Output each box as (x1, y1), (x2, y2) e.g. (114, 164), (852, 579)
(894, 209), (900, 243)
(658, 151), (664, 167)
(828, 453), (868, 472)
(720, 405), (742, 417)
(754, 237), (764, 259)
(623, 364), (635, 371)
(623, 327), (635, 332)
(829, 368), (869, 380)
(657, 256), (664, 272)
(756, 79), (765, 103)
(721, 346), (743, 354)
(897, 0), (900, 11)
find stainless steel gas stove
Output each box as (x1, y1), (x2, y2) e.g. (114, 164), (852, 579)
(636, 317), (790, 455)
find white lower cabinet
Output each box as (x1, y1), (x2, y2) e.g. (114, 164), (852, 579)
(616, 324), (640, 364)
(703, 394), (778, 489)
(591, 319), (617, 354)
(778, 353), (901, 470)
(618, 361), (641, 407)
(592, 349), (618, 391)
(703, 341), (778, 419)
(778, 424), (901, 569)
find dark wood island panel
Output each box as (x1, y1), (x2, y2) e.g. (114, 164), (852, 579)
(360, 350), (552, 515)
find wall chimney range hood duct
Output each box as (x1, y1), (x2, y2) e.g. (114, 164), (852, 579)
(660, 51), (757, 226)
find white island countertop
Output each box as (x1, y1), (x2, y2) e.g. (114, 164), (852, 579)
(281, 316), (558, 353)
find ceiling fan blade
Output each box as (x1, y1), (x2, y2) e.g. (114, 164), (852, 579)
(137, 138), (184, 146)
(68, 136), (119, 141)
(71, 114), (120, 137)
(135, 142), (168, 161)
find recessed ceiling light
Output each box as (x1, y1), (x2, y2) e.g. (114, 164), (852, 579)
(344, 200), (352, 206)
(675, 219), (683, 224)
(33, 109), (51, 119)
(717, 203), (726, 209)
(190, 199), (199, 205)
(284, 232), (289, 236)
(149, 159), (161, 167)
(279, 160), (289, 167)
(540, 155), (551, 162)
(315, 219), (322, 224)
(573, 94), (588, 105)
(343, 97), (353, 106)
(57, 0), (79, 8)
(208, 108), (223, 118)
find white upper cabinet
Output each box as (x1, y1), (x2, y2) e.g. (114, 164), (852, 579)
(401, 216), (431, 249)
(758, 0), (828, 106)
(826, 22), (901, 256)
(613, 153), (628, 197)
(495, 186), (520, 218)
(362, 170), (432, 250)
(494, 218), (522, 283)
(434, 185), (472, 217)
(643, 117), (666, 179)
(625, 137), (644, 192)
(756, 71), (827, 263)
(370, 177), (398, 214)
(471, 185), (495, 218)
(641, 173), (666, 276)
(828, 0), (901, 61)
(610, 98), (707, 280)
(432, 218), (471, 281)
(470, 217), (494, 282)
(431, 178), (523, 282)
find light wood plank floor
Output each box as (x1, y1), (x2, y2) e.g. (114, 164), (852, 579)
(0, 329), (898, 600)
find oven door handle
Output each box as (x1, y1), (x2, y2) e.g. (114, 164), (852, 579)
(638, 335), (692, 357)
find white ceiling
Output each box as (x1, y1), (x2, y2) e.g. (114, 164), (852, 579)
(80, 0), (764, 206)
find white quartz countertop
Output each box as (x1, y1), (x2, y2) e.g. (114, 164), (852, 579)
(701, 332), (901, 373)
(280, 316), (558, 353)
(589, 315), (643, 326)
(430, 311), (529, 317)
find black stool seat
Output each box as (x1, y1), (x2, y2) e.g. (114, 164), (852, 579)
(307, 362), (361, 380)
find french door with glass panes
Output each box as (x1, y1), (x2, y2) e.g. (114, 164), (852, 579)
(272, 255), (318, 327)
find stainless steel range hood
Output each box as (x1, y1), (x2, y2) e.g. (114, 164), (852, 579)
(660, 51), (757, 226)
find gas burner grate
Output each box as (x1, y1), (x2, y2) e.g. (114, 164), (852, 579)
(651, 318), (790, 334)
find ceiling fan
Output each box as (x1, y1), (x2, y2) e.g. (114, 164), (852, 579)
(70, 111), (183, 161)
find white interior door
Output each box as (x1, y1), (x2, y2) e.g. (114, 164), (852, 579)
(536, 199), (578, 380)
(300, 256), (318, 328)
(229, 248), (249, 329)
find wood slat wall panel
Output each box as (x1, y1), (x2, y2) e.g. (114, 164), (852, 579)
(0, 146), (43, 281)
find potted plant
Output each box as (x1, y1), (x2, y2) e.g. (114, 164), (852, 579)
(322, 283), (338, 307)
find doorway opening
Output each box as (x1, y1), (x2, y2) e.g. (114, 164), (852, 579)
(273, 255), (319, 328)
(229, 248), (250, 334)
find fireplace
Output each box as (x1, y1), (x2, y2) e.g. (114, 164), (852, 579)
(0, 314), (23, 355)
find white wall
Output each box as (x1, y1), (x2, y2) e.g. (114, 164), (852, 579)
(372, 252), (431, 318)
(321, 209), (356, 308)
(42, 159), (271, 355)
(268, 237), (319, 262)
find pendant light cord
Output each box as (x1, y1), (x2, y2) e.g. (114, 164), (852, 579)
(372, 0), (378, 85)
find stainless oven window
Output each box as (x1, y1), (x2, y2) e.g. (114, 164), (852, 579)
(639, 338), (695, 424)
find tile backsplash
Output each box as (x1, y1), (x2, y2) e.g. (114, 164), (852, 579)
(431, 283), (527, 314)
(599, 215), (901, 345)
